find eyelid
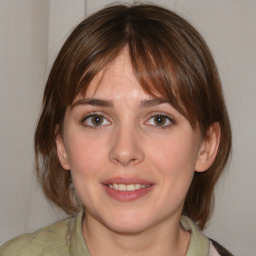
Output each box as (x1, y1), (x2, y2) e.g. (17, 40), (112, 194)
(144, 113), (175, 128)
(81, 112), (111, 127)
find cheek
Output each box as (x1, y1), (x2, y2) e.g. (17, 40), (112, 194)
(66, 133), (107, 172)
(66, 135), (107, 205)
(151, 138), (197, 210)
(149, 134), (199, 172)
(148, 135), (199, 194)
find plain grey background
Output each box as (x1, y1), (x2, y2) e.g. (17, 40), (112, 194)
(0, 1), (255, 255)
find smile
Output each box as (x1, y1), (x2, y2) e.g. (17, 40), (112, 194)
(107, 184), (151, 191)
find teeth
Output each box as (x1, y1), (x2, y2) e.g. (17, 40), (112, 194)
(127, 184), (135, 191)
(135, 184), (141, 189)
(108, 184), (150, 191)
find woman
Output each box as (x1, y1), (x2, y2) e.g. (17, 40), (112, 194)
(0, 4), (233, 256)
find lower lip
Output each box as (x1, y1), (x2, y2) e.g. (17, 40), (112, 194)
(103, 185), (154, 202)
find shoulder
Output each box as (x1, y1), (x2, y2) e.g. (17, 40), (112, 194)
(0, 216), (74, 256)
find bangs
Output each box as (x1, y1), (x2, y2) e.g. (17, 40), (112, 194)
(71, 42), (194, 128)
(126, 12), (216, 130)
(128, 36), (191, 125)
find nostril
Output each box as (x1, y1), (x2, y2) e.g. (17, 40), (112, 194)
(111, 156), (140, 166)
(108, 131), (145, 166)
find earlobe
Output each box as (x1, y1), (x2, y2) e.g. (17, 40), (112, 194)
(195, 122), (221, 172)
(56, 134), (70, 170)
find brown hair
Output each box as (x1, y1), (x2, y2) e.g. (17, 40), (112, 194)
(35, 4), (231, 229)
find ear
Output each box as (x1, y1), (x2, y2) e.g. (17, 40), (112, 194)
(56, 134), (70, 170)
(195, 122), (221, 172)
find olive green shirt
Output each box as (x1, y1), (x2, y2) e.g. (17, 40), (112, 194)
(0, 211), (210, 256)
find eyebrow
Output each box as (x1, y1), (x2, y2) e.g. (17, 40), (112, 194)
(139, 98), (170, 108)
(71, 97), (170, 109)
(71, 98), (114, 108)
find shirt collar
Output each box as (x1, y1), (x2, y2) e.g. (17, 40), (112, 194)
(181, 215), (209, 256)
(69, 210), (90, 256)
(69, 210), (209, 256)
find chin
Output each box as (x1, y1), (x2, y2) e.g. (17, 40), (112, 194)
(107, 221), (149, 235)
(102, 212), (152, 234)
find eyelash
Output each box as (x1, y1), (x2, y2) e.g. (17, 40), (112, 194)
(81, 112), (111, 129)
(80, 112), (175, 129)
(146, 113), (175, 129)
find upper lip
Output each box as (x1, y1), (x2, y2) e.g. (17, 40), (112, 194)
(102, 177), (154, 185)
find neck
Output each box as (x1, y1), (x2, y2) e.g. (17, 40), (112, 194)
(82, 213), (190, 256)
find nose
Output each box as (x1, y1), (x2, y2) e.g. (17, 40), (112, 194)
(109, 125), (145, 167)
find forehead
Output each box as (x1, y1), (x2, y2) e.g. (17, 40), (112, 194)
(79, 49), (155, 100)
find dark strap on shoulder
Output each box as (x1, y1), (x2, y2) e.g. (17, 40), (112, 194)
(209, 238), (234, 256)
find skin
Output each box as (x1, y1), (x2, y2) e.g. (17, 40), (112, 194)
(56, 49), (220, 256)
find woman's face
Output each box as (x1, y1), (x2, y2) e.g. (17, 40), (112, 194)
(56, 49), (206, 234)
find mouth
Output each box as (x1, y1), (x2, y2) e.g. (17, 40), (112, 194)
(106, 183), (151, 191)
(102, 178), (154, 202)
